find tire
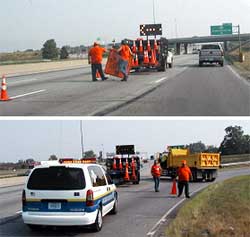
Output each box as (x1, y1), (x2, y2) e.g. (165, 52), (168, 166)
(110, 196), (118, 215)
(157, 60), (166, 72)
(199, 62), (203, 67)
(91, 208), (103, 232)
(27, 224), (42, 231)
(220, 62), (224, 67)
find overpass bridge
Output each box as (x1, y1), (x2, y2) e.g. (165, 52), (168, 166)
(168, 33), (250, 54)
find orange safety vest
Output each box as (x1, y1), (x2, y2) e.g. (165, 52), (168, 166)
(89, 46), (106, 64)
(177, 166), (192, 181)
(119, 45), (131, 61)
(151, 165), (161, 177)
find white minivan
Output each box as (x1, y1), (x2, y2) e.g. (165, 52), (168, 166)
(22, 159), (118, 232)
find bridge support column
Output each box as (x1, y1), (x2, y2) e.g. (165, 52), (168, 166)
(184, 43), (188, 54)
(224, 41), (228, 52)
(176, 43), (181, 55)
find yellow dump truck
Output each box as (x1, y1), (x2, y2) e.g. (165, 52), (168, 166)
(159, 147), (220, 182)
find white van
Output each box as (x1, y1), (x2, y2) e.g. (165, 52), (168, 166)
(22, 158), (118, 232)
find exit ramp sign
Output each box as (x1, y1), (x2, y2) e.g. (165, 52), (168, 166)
(211, 23), (233, 35)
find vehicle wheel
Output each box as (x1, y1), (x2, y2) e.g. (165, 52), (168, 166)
(199, 62), (203, 67)
(27, 224), (42, 231)
(110, 196), (118, 215)
(91, 208), (103, 232)
(220, 62), (224, 67)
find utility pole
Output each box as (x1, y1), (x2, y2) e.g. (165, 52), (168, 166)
(80, 121), (84, 158)
(238, 25), (242, 54)
(153, 0), (156, 24)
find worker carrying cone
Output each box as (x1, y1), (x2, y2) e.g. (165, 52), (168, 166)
(124, 159), (130, 181)
(170, 178), (177, 195)
(1, 75), (11, 101)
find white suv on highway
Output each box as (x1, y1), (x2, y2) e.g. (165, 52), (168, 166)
(199, 44), (224, 67)
(22, 159), (118, 232)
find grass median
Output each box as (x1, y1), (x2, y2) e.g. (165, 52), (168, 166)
(165, 175), (250, 237)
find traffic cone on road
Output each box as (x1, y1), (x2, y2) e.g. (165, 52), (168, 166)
(113, 157), (117, 170)
(154, 39), (158, 51)
(132, 40), (137, 53)
(134, 54), (139, 67)
(119, 158), (123, 170)
(147, 40), (151, 52)
(170, 179), (177, 195)
(131, 158), (137, 180)
(150, 50), (157, 65)
(139, 39), (143, 53)
(143, 50), (149, 64)
(0, 75), (11, 101)
(96, 71), (101, 79)
(124, 159), (130, 181)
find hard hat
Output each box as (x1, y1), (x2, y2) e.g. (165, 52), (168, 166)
(182, 160), (187, 165)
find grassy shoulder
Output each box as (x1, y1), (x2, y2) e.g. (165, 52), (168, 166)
(226, 42), (250, 81)
(166, 175), (250, 237)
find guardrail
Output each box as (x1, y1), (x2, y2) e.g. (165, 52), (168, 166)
(220, 161), (250, 167)
(221, 154), (250, 164)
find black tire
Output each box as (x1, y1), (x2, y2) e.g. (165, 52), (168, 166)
(157, 60), (166, 72)
(220, 62), (224, 67)
(110, 196), (118, 215)
(27, 224), (42, 231)
(91, 208), (103, 232)
(199, 62), (203, 67)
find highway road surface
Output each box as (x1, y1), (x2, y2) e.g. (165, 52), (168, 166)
(0, 166), (249, 237)
(1, 55), (249, 116)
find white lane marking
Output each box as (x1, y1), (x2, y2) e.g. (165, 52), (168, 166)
(16, 211), (22, 214)
(154, 77), (167, 84)
(227, 65), (242, 80)
(11, 89), (46, 99)
(146, 185), (206, 237)
(8, 78), (38, 85)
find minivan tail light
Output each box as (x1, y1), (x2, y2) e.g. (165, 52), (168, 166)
(22, 190), (26, 207)
(86, 190), (94, 206)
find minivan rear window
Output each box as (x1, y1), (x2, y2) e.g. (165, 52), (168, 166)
(27, 167), (85, 190)
(201, 45), (220, 50)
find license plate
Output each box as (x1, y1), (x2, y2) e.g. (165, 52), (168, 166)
(48, 202), (61, 210)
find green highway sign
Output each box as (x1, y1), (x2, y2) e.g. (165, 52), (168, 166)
(211, 23), (233, 35)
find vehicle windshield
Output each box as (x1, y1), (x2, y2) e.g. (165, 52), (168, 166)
(201, 45), (220, 50)
(27, 167), (85, 190)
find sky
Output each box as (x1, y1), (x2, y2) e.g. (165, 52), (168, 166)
(0, 0), (250, 52)
(1, 119), (249, 162)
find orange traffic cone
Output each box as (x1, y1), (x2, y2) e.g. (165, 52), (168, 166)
(147, 40), (151, 52)
(139, 39), (143, 53)
(154, 39), (158, 51)
(124, 159), (130, 181)
(96, 71), (101, 79)
(150, 50), (157, 65)
(170, 179), (177, 195)
(131, 158), (137, 180)
(134, 54), (139, 67)
(1, 75), (11, 101)
(119, 158), (123, 170)
(113, 157), (117, 170)
(143, 50), (149, 64)
(132, 40), (137, 53)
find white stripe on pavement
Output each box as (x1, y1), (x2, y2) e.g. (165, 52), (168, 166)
(153, 77), (167, 84)
(11, 89), (46, 99)
(147, 185), (206, 237)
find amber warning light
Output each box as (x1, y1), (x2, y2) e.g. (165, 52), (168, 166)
(140, 24), (162, 36)
(59, 158), (97, 164)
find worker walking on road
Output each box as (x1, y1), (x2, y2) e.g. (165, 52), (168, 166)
(88, 42), (108, 81)
(151, 160), (162, 192)
(117, 40), (133, 81)
(177, 160), (192, 198)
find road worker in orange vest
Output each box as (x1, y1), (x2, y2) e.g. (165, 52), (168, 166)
(88, 42), (108, 81)
(151, 160), (162, 192)
(117, 40), (133, 81)
(177, 160), (192, 198)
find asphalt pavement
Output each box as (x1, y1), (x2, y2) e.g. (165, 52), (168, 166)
(1, 55), (248, 116)
(0, 165), (249, 237)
